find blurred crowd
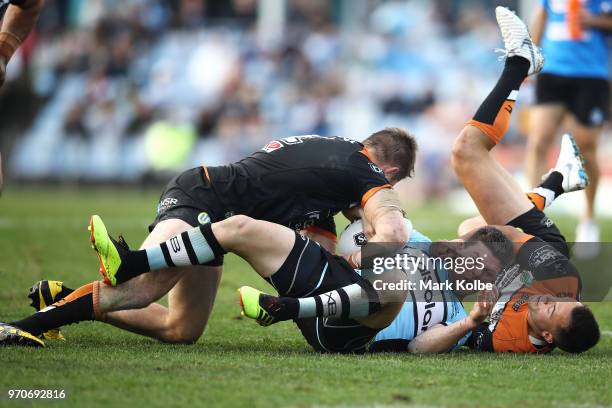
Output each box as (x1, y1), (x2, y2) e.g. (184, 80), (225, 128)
(3, 0), (528, 195)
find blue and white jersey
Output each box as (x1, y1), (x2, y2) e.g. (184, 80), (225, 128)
(541, 0), (612, 79)
(372, 229), (469, 350)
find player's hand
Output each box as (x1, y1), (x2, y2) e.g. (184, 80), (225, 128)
(361, 215), (375, 239)
(579, 9), (597, 28)
(468, 288), (498, 326)
(345, 250), (361, 269)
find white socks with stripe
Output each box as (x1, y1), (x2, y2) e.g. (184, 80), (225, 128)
(144, 223), (226, 271)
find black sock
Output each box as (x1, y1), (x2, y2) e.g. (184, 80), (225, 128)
(261, 295), (300, 321)
(540, 171), (565, 198)
(472, 56), (530, 124)
(12, 294), (94, 336)
(58, 286), (74, 299)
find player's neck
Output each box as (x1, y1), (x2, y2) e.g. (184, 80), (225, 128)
(526, 312), (544, 341)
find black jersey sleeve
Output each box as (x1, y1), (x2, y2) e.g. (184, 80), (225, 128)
(349, 150), (392, 207)
(466, 323), (494, 352)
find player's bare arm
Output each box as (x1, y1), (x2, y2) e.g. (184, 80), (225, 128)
(580, 8), (612, 31)
(347, 188), (407, 267)
(0, 0), (44, 87)
(407, 290), (497, 354)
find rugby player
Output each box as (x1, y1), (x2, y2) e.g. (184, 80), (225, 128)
(36, 8), (566, 354)
(0, 131), (416, 346)
(240, 7), (600, 354)
(0, 0), (44, 194)
(400, 7), (599, 354)
(4, 202), (511, 352)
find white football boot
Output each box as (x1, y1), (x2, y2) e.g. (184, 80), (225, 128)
(495, 7), (544, 76)
(552, 133), (589, 193)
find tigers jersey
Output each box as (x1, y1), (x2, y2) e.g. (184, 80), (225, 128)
(369, 229), (469, 352)
(206, 135), (391, 233)
(469, 236), (580, 353)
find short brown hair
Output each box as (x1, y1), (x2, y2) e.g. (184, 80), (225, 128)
(555, 305), (600, 353)
(363, 127), (417, 183)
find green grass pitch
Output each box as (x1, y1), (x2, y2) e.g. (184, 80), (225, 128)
(0, 188), (610, 407)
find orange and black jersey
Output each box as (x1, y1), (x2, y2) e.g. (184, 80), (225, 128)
(468, 208), (581, 353)
(205, 135), (391, 235)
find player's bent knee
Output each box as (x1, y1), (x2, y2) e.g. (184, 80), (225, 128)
(159, 325), (203, 345)
(452, 129), (478, 172)
(225, 214), (255, 234)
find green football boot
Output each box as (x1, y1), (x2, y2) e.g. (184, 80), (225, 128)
(238, 286), (281, 327)
(88, 215), (131, 287)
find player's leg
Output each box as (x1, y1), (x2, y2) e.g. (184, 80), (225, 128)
(572, 122), (601, 244)
(452, 8), (543, 225)
(571, 123), (600, 221)
(525, 103), (566, 186)
(458, 134), (588, 237)
(104, 267), (220, 344)
(6, 220), (214, 343)
(92, 214), (299, 284)
(101, 219), (222, 344)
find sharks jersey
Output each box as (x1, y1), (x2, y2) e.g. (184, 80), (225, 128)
(369, 229), (469, 352)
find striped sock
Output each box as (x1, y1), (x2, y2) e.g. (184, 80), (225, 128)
(144, 223), (226, 271)
(297, 282), (381, 319)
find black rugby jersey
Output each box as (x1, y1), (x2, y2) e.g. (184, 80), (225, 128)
(206, 135), (391, 235)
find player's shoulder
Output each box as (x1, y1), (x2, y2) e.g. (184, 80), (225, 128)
(493, 302), (535, 352)
(259, 135), (362, 155)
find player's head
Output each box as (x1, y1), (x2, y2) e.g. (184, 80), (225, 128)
(440, 226), (514, 281)
(528, 295), (600, 353)
(363, 127), (417, 185)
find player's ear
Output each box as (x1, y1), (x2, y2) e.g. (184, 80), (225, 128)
(542, 330), (554, 344)
(382, 166), (399, 180)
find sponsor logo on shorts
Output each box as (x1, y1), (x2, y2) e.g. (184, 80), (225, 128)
(198, 212), (211, 225)
(369, 163), (383, 173)
(529, 245), (560, 268)
(540, 216), (554, 228)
